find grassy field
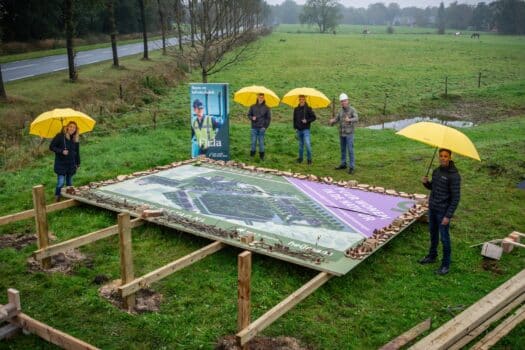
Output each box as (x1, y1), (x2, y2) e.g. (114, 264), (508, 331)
(0, 27), (524, 349)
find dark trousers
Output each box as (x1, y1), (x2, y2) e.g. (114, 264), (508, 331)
(428, 209), (451, 268)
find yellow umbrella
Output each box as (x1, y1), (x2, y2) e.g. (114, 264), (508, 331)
(281, 87), (331, 109)
(396, 121), (480, 175)
(30, 108), (96, 138)
(234, 85), (280, 108)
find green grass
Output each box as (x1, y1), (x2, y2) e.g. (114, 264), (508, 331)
(0, 30), (524, 349)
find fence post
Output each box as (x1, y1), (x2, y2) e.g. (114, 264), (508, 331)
(478, 71), (482, 88)
(118, 213), (135, 311)
(32, 185), (51, 268)
(444, 76), (448, 97)
(238, 251), (252, 349)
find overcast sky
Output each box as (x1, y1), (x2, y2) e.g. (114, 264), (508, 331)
(267, 0), (480, 7)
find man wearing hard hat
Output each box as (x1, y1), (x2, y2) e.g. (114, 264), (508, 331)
(329, 93), (359, 174)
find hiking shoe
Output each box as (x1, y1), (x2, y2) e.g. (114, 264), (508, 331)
(296, 158), (303, 163)
(335, 164), (347, 170)
(418, 256), (436, 264)
(307, 159), (312, 165)
(250, 151), (255, 157)
(436, 266), (450, 275)
(348, 167), (354, 174)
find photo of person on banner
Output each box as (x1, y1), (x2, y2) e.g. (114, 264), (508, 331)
(191, 98), (223, 157)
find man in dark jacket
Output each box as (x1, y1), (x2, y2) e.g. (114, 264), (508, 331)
(293, 95), (316, 164)
(419, 148), (461, 275)
(248, 93), (271, 160)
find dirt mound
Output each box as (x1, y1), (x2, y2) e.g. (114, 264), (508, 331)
(0, 233), (36, 250)
(27, 249), (92, 274)
(215, 335), (312, 350)
(482, 257), (504, 275)
(99, 279), (163, 314)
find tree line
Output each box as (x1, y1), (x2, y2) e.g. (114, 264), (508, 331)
(274, 0), (525, 34)
(0, 0), (271, 98)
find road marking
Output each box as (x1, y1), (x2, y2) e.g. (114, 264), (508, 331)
(86, 60), (99, 64)
(3, 64), (35, 71)
(53, 68), (65, 72)
(51, 58), (65, 62)
(10, 74), (35, 80)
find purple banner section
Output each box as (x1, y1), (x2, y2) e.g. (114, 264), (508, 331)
(286, 177), (415, 238)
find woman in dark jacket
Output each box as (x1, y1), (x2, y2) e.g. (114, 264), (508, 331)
(49, 121), (80, 201)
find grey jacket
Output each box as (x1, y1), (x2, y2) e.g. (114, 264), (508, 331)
(247, 102), (271, 129)
(333, 106), (358, 136)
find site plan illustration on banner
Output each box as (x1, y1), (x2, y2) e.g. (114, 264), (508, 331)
(91, 164), (416, 275)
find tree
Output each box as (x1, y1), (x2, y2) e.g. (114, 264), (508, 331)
(157, 0), (167, 55)
(471, 2), (492, 31)
(446, 2), (474, 30)
(0, 65), (6, 100)
(138, 0), (149, 59)
(367, 3), (388, 25)
(273, 0), (301, 24)
(300, 0), (341, 33)
(491, 0), (525, 34)
(107, 0), (119, 67)
(437, 2), (445, 34)
(173, 0), (185, 52)
(387, 2), (401, 25)
(64, 0), (77, 82)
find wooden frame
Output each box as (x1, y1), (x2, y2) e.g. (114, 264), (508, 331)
(236, 271), (332, 346)
(1, 288), (99, 349)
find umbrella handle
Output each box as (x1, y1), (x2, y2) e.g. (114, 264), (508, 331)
(425, 148), (438, 177)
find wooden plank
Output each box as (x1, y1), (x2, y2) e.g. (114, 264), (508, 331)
(33, 218), (143, 260)
(119, 241), (224, 297)
(118, 213), (135, 310)
(409, 269), (525, 350)
(8, 288), (21, 312)
(0, 323), (20, 340)
(379, 318), (432, 350)
(470, 303), (525, 350)
(236, 272), (333, 346)
(0, 199), (79, 226)
(238, 251), (252, 332)
(32, 185), (51, 268)
(448, 293), (525, 350)
(11, 312), (100, 350)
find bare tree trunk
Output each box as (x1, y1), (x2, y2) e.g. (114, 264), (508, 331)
(0, 65), (6, 100)
(189, 0), (195, 47)
(64, 0), (77, 82)
(138, 0), (149, 59)
(107, 0), (119, 67)
(174, 0), (183, 52)
(157, 0), (166, 55)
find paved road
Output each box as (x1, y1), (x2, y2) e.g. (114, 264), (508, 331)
(1, 37), (180, 83)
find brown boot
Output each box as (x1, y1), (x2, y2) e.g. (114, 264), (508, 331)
(55, 195), (61, 203)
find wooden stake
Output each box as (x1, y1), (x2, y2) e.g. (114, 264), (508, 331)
(32, 185), (51, 268)
(238, 251), (252, 332)
(118, 213), (135, 311)
(380, 318), (432, 350)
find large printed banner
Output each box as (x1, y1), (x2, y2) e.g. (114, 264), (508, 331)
(190, 83), (229, 160)
(90, 164), (416, 275)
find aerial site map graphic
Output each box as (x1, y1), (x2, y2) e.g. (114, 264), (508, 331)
(92, 163), (416, 275)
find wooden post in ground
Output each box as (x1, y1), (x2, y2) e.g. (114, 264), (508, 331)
(118, 213), (135, 311)
(444, 76), (448, 97)
(32, 185), (51, 268)
(478, 71), (481, 88)
(238, 251), (252, 350)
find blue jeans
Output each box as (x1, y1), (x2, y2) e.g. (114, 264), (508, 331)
(251, 128), (265, 153)
(428, 209), (451, 268)
(296, 129), (312, 161)
(339, 134), (355, 168)
(55, 174), (73, 196)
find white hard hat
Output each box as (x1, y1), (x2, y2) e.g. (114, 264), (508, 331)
(339, 93), (349, 101)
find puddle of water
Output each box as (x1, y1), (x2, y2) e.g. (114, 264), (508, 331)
(368, 117), (474, 131)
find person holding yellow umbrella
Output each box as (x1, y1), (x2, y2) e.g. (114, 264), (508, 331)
(234, 86), (279, 161)
(30, 108), (95, 202)
(397, 121), (481, 276)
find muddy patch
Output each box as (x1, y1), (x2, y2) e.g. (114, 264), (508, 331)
(99, 279), (163, 313)
(0, 233), (37, 250)
(482, 257), (505, 275)
(215, 335), (312, 350)
(27, 249), (92, 274)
